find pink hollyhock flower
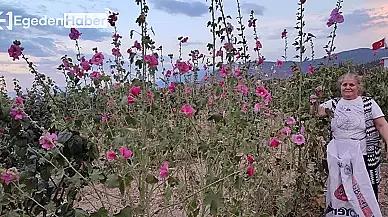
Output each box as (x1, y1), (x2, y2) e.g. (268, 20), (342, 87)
(280, 127), (291, 137)
(112, 48), (121, 56)
(81, 57), (90, 71)
(90, 52), (104, 65)
(254, 103), (264, 113)
(276, 59), (283, 67)
(327, 8), (344, 27)
(247, 165), (254, 176)
(308, 65), (314, 74)
(1, 168), (19, 185)
(8, 44), (22, 61)
(129, 86), (141, 97)
(120, 146), (133, 159)
(292, 134), (305, 145)
(165, 70), (172, 77)
(300, 126), (305, 134)
(69, 28), (81, 40)
(181, 104), (195, 117)
(90, 71), (101, 80)
(168, 82), (175, 92)
(236, 84), (248, 96)
(127, 96), (135, 104)
(159, 161), (169, 178)
(10, 107), (24, 120)
(14, 97), (23, 104)
(255, 40), (262, 49)
(286, 117), (296, 126)
(281, 29), (287, 38)
(264, 93), (272, 105)
(234, 68), (242, 77)
(106, 150), (117, 160)
(39, 132), (57, 150)
(185, 87), (191, 95)
(101, 113), (108, 123)
(133, 40), (142, 51)
(258, 57), (265, 65)
(174, 61), (191, 74)
(247, 155), (254, 164)
(269, 137), (280, 148)
(144, 54), (158, 68)
(255, 86), (268, 98)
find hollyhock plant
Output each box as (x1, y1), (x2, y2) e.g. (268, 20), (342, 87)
(133, 40), (142, 51)
(129, 86), (141, 97)
(90, 52), (104, 65)
(276, 59), (283, 67)
(112, 48), (121, 56)
(254, 103), (264, 113)
(81, 57), (91, 71)
(10, 107), (24, 120)
(247, 165), (254, 177)
(255, 86), (268, 98)
(1, 168), (20, 185)
(280, 127), (291, 137)
(327, 8), (344, 27)
(247, 155), (254, 164)
(286, 117), (296, 126)
(69, 28), (81, 40)
(120, 146), (133, 159)
(90, 71), (101, 81)
(181, 104), (195, 117)
(269, 137), (280, 148)
(127, 96), (135, 104)
(14, 96), (23, 104)
(159, 161), (169, 179)
(106, 150), (117, 161)
(39, 132), (57, 150)
(144, 54), (158, 68)
(292, 134), (305, 145)
(8, 44), (22, 61)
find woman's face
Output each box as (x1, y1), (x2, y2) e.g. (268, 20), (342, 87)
(341, 77), (359, 99)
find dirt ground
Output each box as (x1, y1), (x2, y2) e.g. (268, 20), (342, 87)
(379, 162), (388, 215)
(73, 162), (388, 216)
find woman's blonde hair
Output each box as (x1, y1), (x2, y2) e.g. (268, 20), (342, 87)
(337, 72), (364, 95)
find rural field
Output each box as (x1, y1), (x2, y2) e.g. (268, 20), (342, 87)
(1, 0), (388, 216)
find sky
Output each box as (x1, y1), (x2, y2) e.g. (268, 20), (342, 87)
(0, 0), (388, 92)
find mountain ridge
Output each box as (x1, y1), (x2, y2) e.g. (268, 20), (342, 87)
(5, 47), (388, 97)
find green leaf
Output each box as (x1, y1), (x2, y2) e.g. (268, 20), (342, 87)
(90, 170), (105, 182)
(114, 206), (133, 217)
(57, 132), (73, 144)
(145, 174), (158, 184)
(164, 184), (172, 205)
(125, 115), (138, 126)
(207, 114), (224, 123)
(75, 208), (89, 217)
(6, 211), (20, 217)
(106, 174), (121, 188)
(91, 207), (109, 217)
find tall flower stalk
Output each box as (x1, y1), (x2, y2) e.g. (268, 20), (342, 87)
(324, 0), (344, 64)
(281, 29), (288, 61)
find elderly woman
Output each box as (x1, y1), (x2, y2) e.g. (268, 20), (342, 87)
(311, 72), (388, 203)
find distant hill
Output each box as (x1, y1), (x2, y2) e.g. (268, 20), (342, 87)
(6, 48), (388, 96)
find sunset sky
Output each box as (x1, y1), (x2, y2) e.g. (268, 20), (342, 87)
(1, 0), (388, 92)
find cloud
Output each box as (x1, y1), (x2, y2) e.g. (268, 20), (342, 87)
(149, 0), (208, 17)
(331, 9), (388, 35)
(240, 3), (265, 15)
(182, 40), (205, 47)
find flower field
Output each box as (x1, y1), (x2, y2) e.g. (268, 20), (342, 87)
(1, 0), (388, 216)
